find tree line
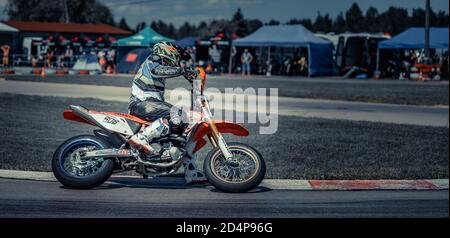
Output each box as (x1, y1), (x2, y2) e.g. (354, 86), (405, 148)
(5, 0), (116, 26)
(5, 1), (449, 39)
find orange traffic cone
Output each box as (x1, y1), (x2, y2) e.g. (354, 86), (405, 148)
(41, 67), (46, 78)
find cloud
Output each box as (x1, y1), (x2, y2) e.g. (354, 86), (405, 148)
(164, 13), (227, 25)
(174, 4), (186, 12)
(104, 0), (238, 27)
(206, 0), (220, 6)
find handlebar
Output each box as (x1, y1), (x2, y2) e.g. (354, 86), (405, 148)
(194, 67), (206, 92)
(190, 67), (207, 111)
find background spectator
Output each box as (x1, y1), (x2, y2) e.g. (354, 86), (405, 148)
(98, 49), (107, 72)
(106, 48), (116, 74)
(45, 49), (53, 68)
(241, 48), (253, 76)
(64, 46), (74, 66)
(208, 45), (221, 73)
(1, 44), (11, 67)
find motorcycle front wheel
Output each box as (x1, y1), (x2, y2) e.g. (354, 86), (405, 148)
(52, 135), (114, 189)
(204, 142), (266, 193)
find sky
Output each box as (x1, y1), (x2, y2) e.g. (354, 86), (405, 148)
(0, 0), (449, 28)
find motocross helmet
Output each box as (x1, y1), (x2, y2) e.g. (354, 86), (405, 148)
(153, 41), (190, 67)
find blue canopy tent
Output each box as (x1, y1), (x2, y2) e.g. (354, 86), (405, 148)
(176, 36), (197, 48)
(116, 48), (151, 74)
(233, 25), (334, 77)
(376, 27), (449, 70)
(116, 27), (173, 65)
(379, 27), (449, 49)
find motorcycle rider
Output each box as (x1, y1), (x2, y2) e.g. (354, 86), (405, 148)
(128, 41), (204, 182)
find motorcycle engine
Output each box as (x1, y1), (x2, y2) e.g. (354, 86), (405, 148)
(161, 145), (183, 162)
(145, 142), (183, 163)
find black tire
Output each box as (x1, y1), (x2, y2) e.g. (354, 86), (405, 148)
(204, 142), (266, 193)
(52, 135), (114, 189)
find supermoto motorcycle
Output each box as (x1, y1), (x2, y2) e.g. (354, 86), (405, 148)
(52, 68), (266, 193)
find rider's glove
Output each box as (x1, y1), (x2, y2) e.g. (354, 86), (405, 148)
(183, 67), (198, 83)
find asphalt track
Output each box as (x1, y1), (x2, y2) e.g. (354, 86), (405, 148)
(0, 77), (448, 218)
(0, 80), (448, 127)
(0, 178), (447, 218)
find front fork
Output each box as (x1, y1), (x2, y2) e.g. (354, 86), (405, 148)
(201, 99), (234, 160)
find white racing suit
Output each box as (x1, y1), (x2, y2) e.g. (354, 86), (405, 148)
(128, 54), (205, 183)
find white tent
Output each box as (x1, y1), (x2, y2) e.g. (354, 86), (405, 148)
(0, 22), (19, 32)
(72, 54), (101, 71)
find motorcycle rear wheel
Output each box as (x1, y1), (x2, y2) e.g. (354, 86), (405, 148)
(52, 135), (114, 189)
(204, 142), (266, 193)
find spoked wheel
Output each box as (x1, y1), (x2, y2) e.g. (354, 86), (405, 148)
(52, 135), (114, 189)
(204, 142), (266, 193)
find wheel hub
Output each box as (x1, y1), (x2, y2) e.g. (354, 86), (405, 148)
(69, 147), (102, 176)
(212, 148), (258, 183)
(226, 159), (240, 167)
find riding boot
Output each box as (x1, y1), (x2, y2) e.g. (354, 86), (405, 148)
(129, 118), (170, 155)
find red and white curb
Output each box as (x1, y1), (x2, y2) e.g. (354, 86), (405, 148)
(306, 179), (448, 190)
(0, 169), (448, 190)
(260, 179), (448, 190)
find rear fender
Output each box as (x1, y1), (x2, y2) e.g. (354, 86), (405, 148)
(63, 109), (95, 126)
(64, 106), (142, 136)
(191, 121), (249, 153)
(63, 107), (113, 134)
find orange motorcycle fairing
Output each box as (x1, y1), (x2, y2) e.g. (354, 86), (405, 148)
(90, 111), (150, 125)
(192, 121), (249, 153)
(63, 110), (150, 126)
(63, 109), (95, 126)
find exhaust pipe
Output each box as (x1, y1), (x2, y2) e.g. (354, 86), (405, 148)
(81, 148), (135, 159)
(137, 158), (182, 168)
(82, 148), (182, 168)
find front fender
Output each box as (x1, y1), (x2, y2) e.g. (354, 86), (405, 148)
(191, 121), (249, 153)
